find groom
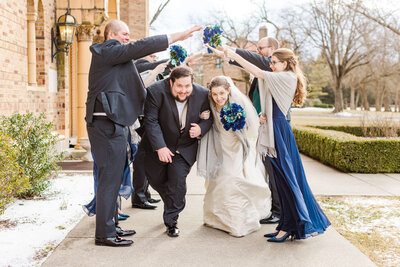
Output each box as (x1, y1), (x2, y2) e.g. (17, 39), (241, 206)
(143, 66), (212, 237)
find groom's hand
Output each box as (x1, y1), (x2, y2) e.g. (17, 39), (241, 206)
(170, 25), (202, 43)
(157, 147), (174, 163)
(189, 123), (201, 138)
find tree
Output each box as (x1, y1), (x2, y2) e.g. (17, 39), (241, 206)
(302, 0), (370, 112)
(149, 0), (172, 26)
(305, 54), (330, 103)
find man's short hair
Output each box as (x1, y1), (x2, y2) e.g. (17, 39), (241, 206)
(267, 37), (279, 50)
(104, 20), (122, 40)
(170, 66), (194, 83)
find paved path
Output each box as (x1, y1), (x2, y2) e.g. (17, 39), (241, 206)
(43, 155), (400, 267)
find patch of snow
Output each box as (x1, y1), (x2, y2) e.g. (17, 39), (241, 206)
(0, 173), (93, 266)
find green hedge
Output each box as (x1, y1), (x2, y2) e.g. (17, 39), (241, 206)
(314, 125), (400, 137)
(293, 126), (400, 173)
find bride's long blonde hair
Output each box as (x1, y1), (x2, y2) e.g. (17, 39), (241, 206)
(272, 48), (307, 106)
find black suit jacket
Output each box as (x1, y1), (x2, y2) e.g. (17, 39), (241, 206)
(86, 35), (169, 126)
(230, 49), (272, 101)
(144, 79), (212, 166)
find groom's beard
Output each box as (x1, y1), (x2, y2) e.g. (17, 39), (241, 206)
(174, 95), (190, 103)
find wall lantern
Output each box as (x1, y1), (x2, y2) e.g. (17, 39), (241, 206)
(51, 8), (77, 62)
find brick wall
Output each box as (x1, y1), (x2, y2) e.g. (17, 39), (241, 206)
(0, 0), (68, 135)
(120, 0), (149, 40)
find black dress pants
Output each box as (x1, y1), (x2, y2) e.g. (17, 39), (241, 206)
(87, 117), (128, 238)
(145, 152), (191, 228)
(264, 157), (281, 218)
(131, 141), (152, 204)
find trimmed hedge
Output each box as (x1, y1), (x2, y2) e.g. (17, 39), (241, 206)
(293, 126), (400, 173)
(314, 125), (400, 137)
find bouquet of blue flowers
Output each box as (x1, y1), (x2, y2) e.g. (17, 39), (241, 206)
(220, 103), (246, 131)
(170, 44), (187, 66)
(203, 25), (223, 54)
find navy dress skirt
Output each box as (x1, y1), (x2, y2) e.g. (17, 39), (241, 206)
(268, 99), (331, 239)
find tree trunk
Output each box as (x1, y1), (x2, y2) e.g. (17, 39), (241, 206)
(360, 87), (369, 110)
(383, 89), (391, 112)
(355, 90), (360, 109)
(395, 87), (399, 112)
(333, 86), (344, 113)
(375, 86), (382, 112)
(350, 87), (356, 110)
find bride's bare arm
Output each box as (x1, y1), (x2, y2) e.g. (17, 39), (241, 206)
(224, 48), (264, 79)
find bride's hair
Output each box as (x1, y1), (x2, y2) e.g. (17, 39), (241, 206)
(208, 76), (231, 104)
(272, 48), (307, 106)
(208, 76), (230, 91)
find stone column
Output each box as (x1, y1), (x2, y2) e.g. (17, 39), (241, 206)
(75, 24), (93, 150)
(27, 12), (37, 86)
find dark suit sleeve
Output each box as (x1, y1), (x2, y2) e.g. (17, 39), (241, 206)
(144, 89), (167, 151)
(135, 59), (169, 73)
(230, 48), (272, 71)
(197, 92), (213, 137)
(100, 35), (169, 66)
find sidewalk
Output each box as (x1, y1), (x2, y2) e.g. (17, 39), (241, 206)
(42, 155), (398, 267)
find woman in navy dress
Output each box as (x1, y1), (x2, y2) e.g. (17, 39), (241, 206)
(218, 46), (331, 242)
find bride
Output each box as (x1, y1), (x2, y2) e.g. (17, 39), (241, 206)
(197, 76), (271, 237)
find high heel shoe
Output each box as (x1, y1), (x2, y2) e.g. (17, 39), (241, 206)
(264, 232), (278, 238)
(267, 232), (295, 243)
(119, 213), (130, 218)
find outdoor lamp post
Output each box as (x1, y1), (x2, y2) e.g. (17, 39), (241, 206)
(51, 8), (77, 62)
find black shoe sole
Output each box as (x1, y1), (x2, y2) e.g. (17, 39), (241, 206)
(95, 240), (133, 247)
(131, 204), (157, 209)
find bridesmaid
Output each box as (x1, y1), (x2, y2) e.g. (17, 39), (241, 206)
(209, 45), (331, 242)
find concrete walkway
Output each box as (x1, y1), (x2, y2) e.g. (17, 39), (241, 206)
(43, 155), (400, 267)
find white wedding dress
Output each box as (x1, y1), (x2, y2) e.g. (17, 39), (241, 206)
(200, 77), (271, 237)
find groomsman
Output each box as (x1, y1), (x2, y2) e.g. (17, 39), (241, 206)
(230, 36), (285, 224)
(143, 66), (212, 237)
(130, 55), (170, 210)
(86, 19), (201, 247)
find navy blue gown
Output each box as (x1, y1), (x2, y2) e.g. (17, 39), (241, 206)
(268, 99), (330, 239)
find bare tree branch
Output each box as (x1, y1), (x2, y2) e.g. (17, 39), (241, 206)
(150, 0), (171, 26)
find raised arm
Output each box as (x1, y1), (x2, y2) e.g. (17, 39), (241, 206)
(223, 48), (265, 79)
(142, 61), (169, 87)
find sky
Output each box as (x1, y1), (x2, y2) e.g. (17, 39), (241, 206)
(147, 0), (400, 58)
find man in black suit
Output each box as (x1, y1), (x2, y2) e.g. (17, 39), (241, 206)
(230, 36), (286, 224)
(130, 55), (169, 210)
(143, 66), (212, 237)
(86, 19), (201, 247)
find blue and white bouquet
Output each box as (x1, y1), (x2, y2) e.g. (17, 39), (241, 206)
(170, 44), (188, 66)
(203, 25), (223, 54)
(220, 103), (246, 131)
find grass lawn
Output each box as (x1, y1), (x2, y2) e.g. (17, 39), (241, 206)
(291, 108), (400, 127)
(318, 196), (400, 267)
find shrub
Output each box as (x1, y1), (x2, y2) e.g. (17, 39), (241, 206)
(293, 126), (400, 173)
(314, 126), (400, 138)
(0, 131), (29, 214)
(313, 103), (334, 108)
(0, 113), (64, 198)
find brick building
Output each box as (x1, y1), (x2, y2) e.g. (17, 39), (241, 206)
(0, 0), (149, 151)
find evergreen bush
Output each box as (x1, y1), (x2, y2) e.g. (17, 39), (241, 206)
(0, 113), (64, 198)
(0, 131), (29, 214)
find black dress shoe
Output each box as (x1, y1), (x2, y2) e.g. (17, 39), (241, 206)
(116, 226), (136, 237)
(132, 201), (157, 209)
(166, 226), (180, 237)
(260, 215), (280, 224)
(148, 198), (161, 204)
(95, 236), (133, 247)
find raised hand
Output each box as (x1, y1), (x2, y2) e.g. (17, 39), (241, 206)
(204, 44), (224, 57)
(157, 147), (174, 163)
(184, 53), (203, 67)
(170, 25), (202, 43)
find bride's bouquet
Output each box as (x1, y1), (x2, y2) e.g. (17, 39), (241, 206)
(220, 103), (246, 131)
(203, 25), (223, 54)
(170, 44), (187, 66)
